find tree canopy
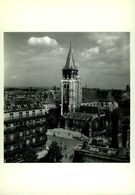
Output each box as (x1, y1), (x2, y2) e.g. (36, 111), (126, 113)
(22, 146), (37, 162)
(46, 141), (63, 162)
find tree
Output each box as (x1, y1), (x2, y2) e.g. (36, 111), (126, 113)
(46, 141), (63, 162)
(121, 118), (129, 148)
(110, 108), (119, 149)
(91, 138), (97, 146)
(82, 140), (88, 149)
(47, 108), (60, 129)
(22, 146), (37, 162)
(81, 122), (89, 137)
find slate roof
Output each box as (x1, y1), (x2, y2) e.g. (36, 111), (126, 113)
(82, 88), (115, 103)
(4, 97), (43, 112)
(82, 88), (98, 102)
(66, 112), (96, 121)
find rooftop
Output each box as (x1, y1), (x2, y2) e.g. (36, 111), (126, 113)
(66, 112), (97, 121)
(4, 97), (44, 112)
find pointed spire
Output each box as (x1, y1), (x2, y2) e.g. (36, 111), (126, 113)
(69, 41), (71, 50)
(63, 42), (78, 70)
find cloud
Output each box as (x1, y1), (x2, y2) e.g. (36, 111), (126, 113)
(5, 32), (130, 89)
(11, 75), (18, 79)
(81, 47), (99, 58)
(97, 35), (119, 44)
(49, 47), (66, 56)
(106, 47), (118, 53)
(27, 36), (58, 47)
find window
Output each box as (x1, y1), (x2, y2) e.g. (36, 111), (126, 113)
(29, 120), (32, 125)
(33, 129), (35, 133)
(32, 110), (35, 116)
(40, 110), (42, 115)
(10, 113), (13, 119)
(19, 142), (23, 148)
(10, 145), (14, 151)
(5, 123), (10, 128)
(32, 138), (36, 143)
(40, 127), (42, 132)
(26, 111), (29, 117)
(19, 112), (23, 118)
(20, 132), (23, 137)
(26, 130), (29, 135)
(10, 134), (14, 141)
(26, 140), (30, 145)
(40, 136), (43, 141)
(10, 123), (14, 128)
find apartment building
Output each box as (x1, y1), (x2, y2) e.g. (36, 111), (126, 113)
(4, 97), (47, 162)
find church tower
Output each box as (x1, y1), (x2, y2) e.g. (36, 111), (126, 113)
(61, 43), (82, 115)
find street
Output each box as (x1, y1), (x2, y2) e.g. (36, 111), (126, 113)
(46, 134), (83, 162)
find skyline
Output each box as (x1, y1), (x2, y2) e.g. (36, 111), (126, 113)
(4, 32), (130, 89)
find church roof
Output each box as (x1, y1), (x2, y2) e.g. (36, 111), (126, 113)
(66, 112), (98, 121)
(63, 43), (78, 71)
(82, 88), (115, 103)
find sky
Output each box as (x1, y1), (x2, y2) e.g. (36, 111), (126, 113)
(4, 32), (130, 89)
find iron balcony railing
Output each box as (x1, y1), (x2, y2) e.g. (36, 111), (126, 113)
(4, 122), (47, 134)
(4, 113), (47, 123)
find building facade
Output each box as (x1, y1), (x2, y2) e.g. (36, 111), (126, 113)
(61, 43), (82, 115)
(4, 98), (47, 162)
(73, 145), (129, 162)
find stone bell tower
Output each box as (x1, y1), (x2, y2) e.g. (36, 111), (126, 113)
(61, 43), (82, 115)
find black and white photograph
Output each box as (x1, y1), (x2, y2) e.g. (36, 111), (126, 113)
(4, 32), (130, 163)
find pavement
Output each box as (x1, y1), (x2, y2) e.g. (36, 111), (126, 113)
(46, 129), (83, 162)
(46, 128), (82, 140)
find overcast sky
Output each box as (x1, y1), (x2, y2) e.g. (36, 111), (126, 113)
(4, 32), (130, 89)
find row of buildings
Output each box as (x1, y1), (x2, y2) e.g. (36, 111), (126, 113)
(4, 97), (54, 162)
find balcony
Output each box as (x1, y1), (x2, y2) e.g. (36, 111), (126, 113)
(4, 138), (47, 155)
(4, 123), (47, 134)
(4, 113), (47, 123)
(4, 132), (47, 146)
